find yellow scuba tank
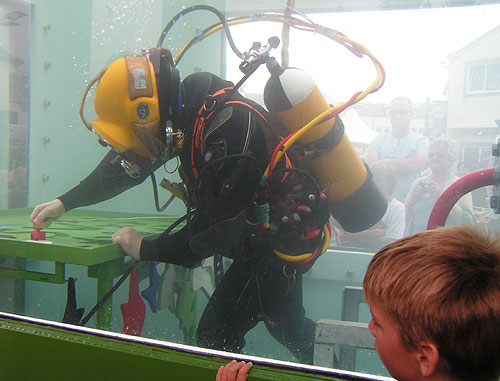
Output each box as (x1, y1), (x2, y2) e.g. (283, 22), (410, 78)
(263, 67), (387, 232)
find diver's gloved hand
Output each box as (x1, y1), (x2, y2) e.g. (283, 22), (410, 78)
(112, 227), (143, 260)
(30, 199), (66, 229)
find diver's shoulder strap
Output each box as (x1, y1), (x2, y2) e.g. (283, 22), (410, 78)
(189, 86), (234, 181)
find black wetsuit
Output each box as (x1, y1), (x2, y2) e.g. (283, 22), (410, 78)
(58, 72), (316, 363)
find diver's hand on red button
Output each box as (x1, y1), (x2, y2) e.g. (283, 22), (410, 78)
(112, 227), (143, 260)
(30, 199), (65, 229)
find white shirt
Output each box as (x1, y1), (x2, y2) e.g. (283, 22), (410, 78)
(382, 197), (406, 240)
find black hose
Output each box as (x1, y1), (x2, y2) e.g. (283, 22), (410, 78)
(196, 153), (264, 182)
(173, 14), (255, 64)
(151, 173), (176, 212)
(156, 5), (244, 62)
(79, 261), (139, 327)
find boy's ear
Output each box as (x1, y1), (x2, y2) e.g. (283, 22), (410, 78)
(414, 341), (440, 377)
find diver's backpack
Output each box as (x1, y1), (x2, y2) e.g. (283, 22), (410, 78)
(182, 80), (331, 272)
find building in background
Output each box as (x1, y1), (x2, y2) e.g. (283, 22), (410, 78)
(447, 24), (500, 171)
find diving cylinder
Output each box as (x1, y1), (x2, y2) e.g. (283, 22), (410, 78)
(263, 67), (387, 232)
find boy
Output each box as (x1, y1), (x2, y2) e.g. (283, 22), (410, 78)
(363, 225), (500, 380)
(219, 225), (500, 380)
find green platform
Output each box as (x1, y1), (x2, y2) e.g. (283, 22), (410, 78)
(0, 208), (182, 329)
(0, 208), (180, 265)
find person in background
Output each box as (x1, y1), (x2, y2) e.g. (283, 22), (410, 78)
(456, 161), (468, 177)
(366, 96), (429, 202)
(405, 137), (474, 235)
(221, 225), (500, 380)
(341, 161), (405, 250)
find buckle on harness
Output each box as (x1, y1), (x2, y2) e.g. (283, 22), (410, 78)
(203, 95), (217, 112)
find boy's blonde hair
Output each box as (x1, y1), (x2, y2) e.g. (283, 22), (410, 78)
(363, 225), (500, 381)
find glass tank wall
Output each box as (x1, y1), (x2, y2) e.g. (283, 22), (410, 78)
(1, 0), (500, 379)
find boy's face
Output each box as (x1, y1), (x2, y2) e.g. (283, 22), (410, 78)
(368, 303), (420, 380)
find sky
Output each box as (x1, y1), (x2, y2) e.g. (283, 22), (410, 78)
(225, 4), (500, 105)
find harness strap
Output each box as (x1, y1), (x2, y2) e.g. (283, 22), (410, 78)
(190, 87), (232, 181)
(225, 100), (267, 121)
(190, 87), (271, 183)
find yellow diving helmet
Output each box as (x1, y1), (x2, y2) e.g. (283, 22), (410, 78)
(80, 48), (182, 177)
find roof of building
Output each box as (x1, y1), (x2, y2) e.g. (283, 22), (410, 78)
(449, 24), (500, 59)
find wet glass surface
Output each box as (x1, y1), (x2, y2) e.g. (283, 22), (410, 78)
(1, 1), (500, 379)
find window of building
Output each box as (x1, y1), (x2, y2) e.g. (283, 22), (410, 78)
(467, 61), (500, 94)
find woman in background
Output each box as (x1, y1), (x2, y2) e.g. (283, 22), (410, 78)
(405, 137), (474, 234)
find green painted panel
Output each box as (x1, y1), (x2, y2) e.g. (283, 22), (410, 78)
(0, 208), (182, 266)
(0, 314), (354, 381)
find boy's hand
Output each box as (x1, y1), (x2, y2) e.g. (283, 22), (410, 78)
(216, 360), (253, 381)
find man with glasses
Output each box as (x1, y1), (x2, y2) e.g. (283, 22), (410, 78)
(366, 96), (429, 202)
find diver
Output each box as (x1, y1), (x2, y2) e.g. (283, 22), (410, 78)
(30, 47), (330, 363)
(30, 7), (388, 360)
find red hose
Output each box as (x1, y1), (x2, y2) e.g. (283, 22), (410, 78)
(427, 168), (494, 230)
